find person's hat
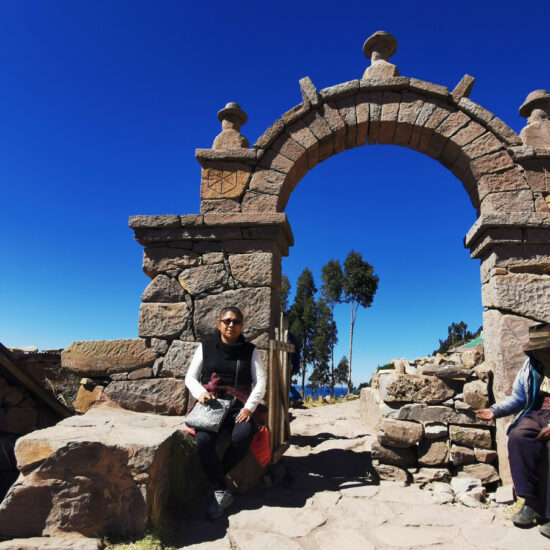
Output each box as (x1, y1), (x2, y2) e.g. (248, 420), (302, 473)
(523, 323), (550, 351)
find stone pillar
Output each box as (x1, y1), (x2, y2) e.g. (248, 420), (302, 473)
(519, 89), (550, 150)
(465, 212), (550, 483)
(362, 31), (399, 79)
(129, 213), (293, 372)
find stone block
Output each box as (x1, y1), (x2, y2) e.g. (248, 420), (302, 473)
(458, 97), (495, 125)
(494, 485), (515, 504)
(437, 110), (470, 139)
(376, 418), (423, 447)
(372, 440), (417, 468)
(451, 74), (475, 102)
(450, 121), (486, 147)
(299, 76), (320, 106)
(482, 273), (550, 323)
(61, 339), (157, 376)
(228, 252), (279, 289)
(413, 468), (452, 486)
(127, 367), (152, 380)
(377, 91), (400, 144)
(416, 104), (453, 154)
(463, 379), (490, 410)
(138, 303), (190, 339)
(459, 463), (500, 484)
(424, 422), (448, 439)
(287, 119), (319, 170)
(378, 373), (455, 405)
(193, 287), (276, 341)
(248, 168), (286, 195)
(200, 198), (241, 214)
(104, 378), (188, 415)
(366, 91), (383, 145)
(521, 120), (550, 149)
(374, 463), (410, 483)
(462, 132), (504, 160)
(316, 102), (345, 154)
(143, 247), (198, 278)
(474, 448), (497, 463)
(254, 119), (285, 150)
(0, 535), (103, 550)
(470, 150), (515, 178)
(319, 80), (359, 102)
(281, 102), (310, 127)
(409, 79), (450, 100)
(302, 110), (333, 157)
(480, 189), (535, 214)
(259, 149), (293, 173)
(161, 340), (199, 378)
(200, 165), (251, 200)
(1, 406), (201, 539)
(73, 385), (104, 414)
(489, 117), (522, 146)
(393, 92), (424, 147)
(449, 425), (492, 450)
(128, 215), (181, 229)
(418, 363), (473, 380)
(418, 438), (449, 466)
(336, 95), (357, 149)
(477, 169), (529, 201)
(360, 387), (383, 428)
(271, 132), (306, 165)
(178, 263), (228, 296)
(397, 403), (493, 427)
(141, 274), (186, 303)
(359, 76), (409, 90)
(241, 190), (281, 213)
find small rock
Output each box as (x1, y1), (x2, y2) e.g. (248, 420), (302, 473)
(474, 448), (497, 463)
(424, 423), (448, 439)
(373, 463), (410, 483)
(460, 463), (500, 484)
(454, 400), (472, 411)
(413, 467), (451, 485)
(494, 485), (515, 504)
(458, 493), (483, 508)
(451, 476), (481, 496)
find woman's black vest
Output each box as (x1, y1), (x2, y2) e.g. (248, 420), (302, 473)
(200, 337), (255, 387)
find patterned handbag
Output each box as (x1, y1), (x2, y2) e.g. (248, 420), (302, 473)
(185, 360), (240, 433)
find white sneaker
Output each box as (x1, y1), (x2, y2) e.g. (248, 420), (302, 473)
(206, 489), (234, 519)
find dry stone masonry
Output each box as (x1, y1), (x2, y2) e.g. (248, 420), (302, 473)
(362, 344), (502, 505)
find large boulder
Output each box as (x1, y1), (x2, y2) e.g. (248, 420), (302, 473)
(61, 339), (157, 376)
(371, 441), (417, 468)
(397, 404), (494, 427)
(161, 340), (199, 378)
(462, 379), (490, 410)
(0, 405), (204, 539)
(376, 418), (423, 448)
(449, 425), (492, 450)
(103, 378), (189, 415)
(378, 374), (455, 405)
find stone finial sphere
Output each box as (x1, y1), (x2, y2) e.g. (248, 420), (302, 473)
(217, 102), (248, 125)
(519, 89), (550, 118)
(363, 31), (397, 60)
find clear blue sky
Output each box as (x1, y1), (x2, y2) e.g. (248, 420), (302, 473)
(1, 1), (548, 384)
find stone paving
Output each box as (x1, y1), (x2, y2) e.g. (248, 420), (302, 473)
(176, 400), (550, 549)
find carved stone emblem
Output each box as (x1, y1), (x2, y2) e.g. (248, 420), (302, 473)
(200, 165), (250, 199)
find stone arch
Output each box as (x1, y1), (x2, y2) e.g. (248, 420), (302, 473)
(133, 36), (550, 484)
(236, 79), (533, 217)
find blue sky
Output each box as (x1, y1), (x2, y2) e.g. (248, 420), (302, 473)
(0, 1), (548, 384)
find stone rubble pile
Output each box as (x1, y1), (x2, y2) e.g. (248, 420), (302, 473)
(361, 344), (503, 505)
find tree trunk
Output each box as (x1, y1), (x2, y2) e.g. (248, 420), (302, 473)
(301, 360), (306, 397)
(348, 300), (354, 393)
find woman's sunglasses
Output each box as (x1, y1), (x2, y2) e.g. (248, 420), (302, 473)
(220, 318), (242, 326)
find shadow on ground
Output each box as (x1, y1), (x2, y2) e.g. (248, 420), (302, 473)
(168, 429), (377, 547)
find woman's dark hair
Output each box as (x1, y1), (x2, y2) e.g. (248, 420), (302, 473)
(218, 306), (244, 322)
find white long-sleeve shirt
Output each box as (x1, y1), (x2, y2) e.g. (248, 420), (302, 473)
(185, 344), (266, 412)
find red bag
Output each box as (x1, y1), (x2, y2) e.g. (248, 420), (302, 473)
(250, 426), (271, 466)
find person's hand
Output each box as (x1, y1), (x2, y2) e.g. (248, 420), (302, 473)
(198, 391), (216, 405)
(476, 409), (495, 421)
(537, 426), (550, 441)
(235, 408), (252, 423)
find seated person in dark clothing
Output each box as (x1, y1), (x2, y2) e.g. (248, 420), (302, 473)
(476, 323), (550, 538)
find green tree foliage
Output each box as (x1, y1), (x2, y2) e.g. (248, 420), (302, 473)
(334, 356), (349, 387)
(280, 275), (291, 314)
(288, 268), (318, 394)
(342, 251), (379, 392)
(433, 322), (482, 355)
(320, 260), (344, 396)
(310, 298), (338, 393)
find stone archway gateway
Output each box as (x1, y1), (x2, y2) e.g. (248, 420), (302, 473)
(130, 32), (550, 479)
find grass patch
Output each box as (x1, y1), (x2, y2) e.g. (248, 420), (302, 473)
(104, 533), (177, 550)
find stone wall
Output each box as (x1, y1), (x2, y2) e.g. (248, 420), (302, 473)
(363, 346), (502, 498)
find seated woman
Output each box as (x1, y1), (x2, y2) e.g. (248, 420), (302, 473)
(476, 323), (550, 539)
(185, 306), (266, 519)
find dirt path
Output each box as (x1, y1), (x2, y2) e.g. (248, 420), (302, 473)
(176, 400), (549, 549)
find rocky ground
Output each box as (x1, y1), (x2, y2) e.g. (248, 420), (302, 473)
(4, 399), (550, 549)
(168, 399), (550, 549)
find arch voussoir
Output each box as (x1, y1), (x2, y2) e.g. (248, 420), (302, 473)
(335, 95), (358, 149)
(377, 91), (401, 144)
(393, 92), (425, 147)
(318, 102), (347, 154)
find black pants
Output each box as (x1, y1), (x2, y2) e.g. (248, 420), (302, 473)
(508, 409), (550, 517)
(195, 408), (256, 488)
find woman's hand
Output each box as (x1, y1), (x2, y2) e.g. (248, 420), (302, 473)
(537, 427), (550, 440)
(235, 408), (252, 423)
(198, 391), (216, 405)
(475, 408), (495, 421)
